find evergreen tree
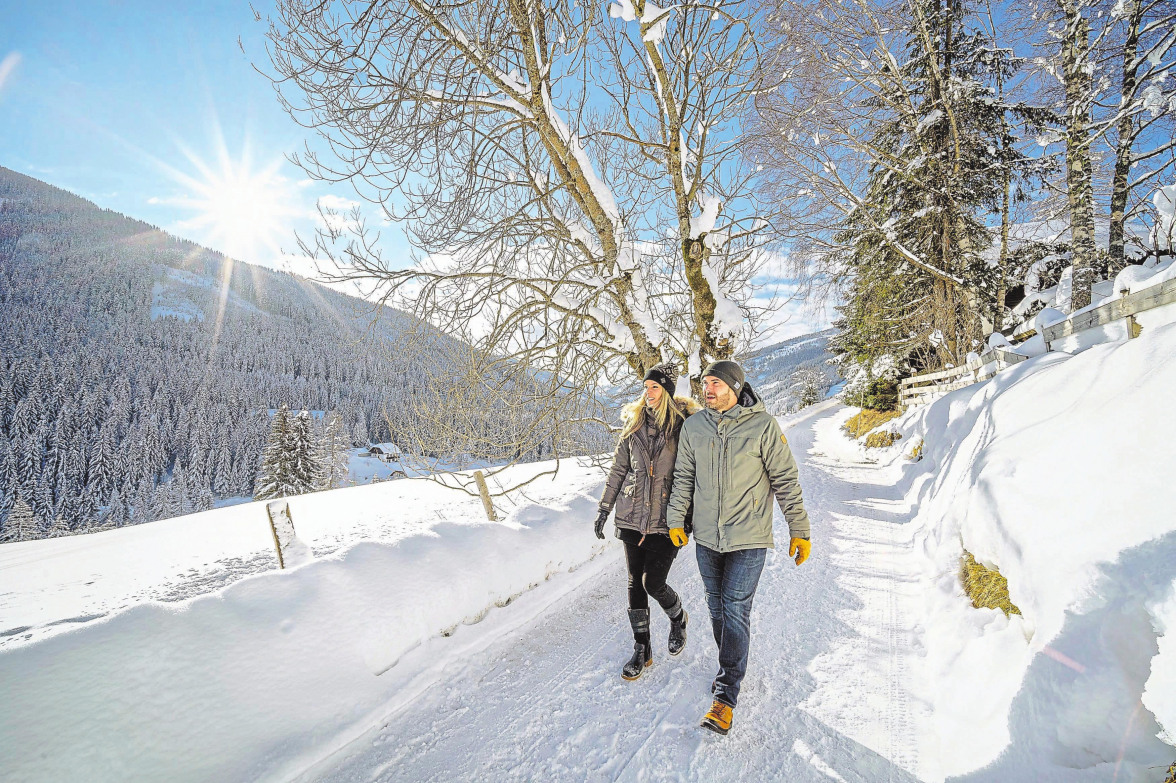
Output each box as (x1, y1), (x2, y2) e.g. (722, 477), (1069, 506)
(46, 514), (71, 538)
(2, 493), (40, 543)
(313, 412), (350, 490)
(288, 410), (321, 496)
(106, 484), (129, 528)
(832, 0), (1043, 372)
(131, 475), (155, 524)
(254, 405), (295, 500)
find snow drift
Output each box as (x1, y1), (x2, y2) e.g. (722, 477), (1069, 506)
(0, 459), (610, 782)
(892, 319), (1176, 779)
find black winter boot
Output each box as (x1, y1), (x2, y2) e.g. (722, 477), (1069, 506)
(669, 608), (688, 656)
(623, 609), (653, 680)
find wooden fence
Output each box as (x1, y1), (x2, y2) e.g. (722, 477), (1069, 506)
(899, 275), (1175, 408)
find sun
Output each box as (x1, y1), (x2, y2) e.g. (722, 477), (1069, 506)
(166, 138), (302, 266)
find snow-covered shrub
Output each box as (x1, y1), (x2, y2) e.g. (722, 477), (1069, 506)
(840, 355), (901, 411)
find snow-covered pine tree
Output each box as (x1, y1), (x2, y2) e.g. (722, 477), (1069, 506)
(255, 405), (300, 500)
(791, 367), (827, 409)
(831, 0), (1036, 371)
(212, 443), (233, 496)
(288, 410), (320, 495)
(106, 484), (129, 528)
(2, 493), (40, 543)
(131, 475), (155, 524)
(313, 412), (350, 490)
(46, 513), (71, 537)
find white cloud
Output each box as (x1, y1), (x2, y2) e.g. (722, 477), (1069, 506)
(317, 194), (362, 211)
(749, 278), (839, 348)
(0, 52), (21, 95)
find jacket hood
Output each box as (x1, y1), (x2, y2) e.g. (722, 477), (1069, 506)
(736, 382), (763, 412)
(620, 395), (703, 428)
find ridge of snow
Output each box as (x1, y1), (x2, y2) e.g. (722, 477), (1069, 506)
(0, 460), (612, 780)
(890, 320), (1176, 777)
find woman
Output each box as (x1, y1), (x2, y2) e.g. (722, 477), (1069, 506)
(594, 362), (700, 680)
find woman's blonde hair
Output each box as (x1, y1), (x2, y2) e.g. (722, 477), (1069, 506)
(619, 385), (684, 439)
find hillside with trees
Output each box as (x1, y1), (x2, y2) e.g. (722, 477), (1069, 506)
(0, 167), (602, 539)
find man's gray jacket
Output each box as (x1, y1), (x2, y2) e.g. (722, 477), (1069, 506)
(666, 384), (811, 552)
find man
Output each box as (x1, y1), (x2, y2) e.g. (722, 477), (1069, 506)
(666, 359), (812, 736)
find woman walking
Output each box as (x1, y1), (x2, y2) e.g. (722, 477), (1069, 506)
(594, 363), (700, 680)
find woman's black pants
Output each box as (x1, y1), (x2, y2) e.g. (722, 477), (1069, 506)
(623, 542), (683, 644)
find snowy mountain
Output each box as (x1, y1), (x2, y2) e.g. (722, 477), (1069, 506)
(743, 328), (840, 413)
(0, 167), (478, 536)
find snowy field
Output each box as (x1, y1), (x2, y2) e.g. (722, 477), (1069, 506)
(2, 322), (1175, 782)
(0, 460), (605, 651)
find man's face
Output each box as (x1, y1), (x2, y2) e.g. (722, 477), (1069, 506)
(702, 376), (737, 412)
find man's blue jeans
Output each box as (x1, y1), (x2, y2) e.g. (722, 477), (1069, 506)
(695, 544), (767, 708)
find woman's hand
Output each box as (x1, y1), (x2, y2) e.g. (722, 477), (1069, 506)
(594, 508), (610, 539)
(669, 528), (689, 547)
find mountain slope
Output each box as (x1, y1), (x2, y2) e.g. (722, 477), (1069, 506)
(0, 166), (449, 534)
(744, 328), (840, 413)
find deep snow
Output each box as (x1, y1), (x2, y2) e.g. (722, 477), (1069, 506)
(2, 320), (1175, 782)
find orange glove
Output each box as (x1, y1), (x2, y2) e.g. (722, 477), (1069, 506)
(789, 537), (811, 566)
(669, 528), (689, 547)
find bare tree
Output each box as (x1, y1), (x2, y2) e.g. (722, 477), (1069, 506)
(1102, 0), (1176, 266)
(261, 0), (783, 395)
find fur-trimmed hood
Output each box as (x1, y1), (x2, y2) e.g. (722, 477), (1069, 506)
(619, 395), (703, 429)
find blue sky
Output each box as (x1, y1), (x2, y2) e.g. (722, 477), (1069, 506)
(0, 0), (411, 275)
(0, 0), (833, 342)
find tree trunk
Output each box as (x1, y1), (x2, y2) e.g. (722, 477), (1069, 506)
(1061, 0), (1096, 311)
(1108, 0), (1144, 268)
(996, 172), (1011, 331)
(932, 278), (959, 366)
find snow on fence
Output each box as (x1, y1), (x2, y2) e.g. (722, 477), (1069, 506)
(900, 275), (1176, 408)
(899, 348), (1029, 408)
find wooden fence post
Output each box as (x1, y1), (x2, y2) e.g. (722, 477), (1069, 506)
(266, 501), (289, 569)
(474, 470), (498, 522)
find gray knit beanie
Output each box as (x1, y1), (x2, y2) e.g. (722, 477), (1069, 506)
(701, 360), (746, 393)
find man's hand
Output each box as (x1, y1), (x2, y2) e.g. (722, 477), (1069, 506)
(789, 537), (811, 566)
(669, 528), (689, 547)
(594, 508), (609, 539)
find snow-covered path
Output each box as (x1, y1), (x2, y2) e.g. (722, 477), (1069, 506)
(296, 402), (936, 783)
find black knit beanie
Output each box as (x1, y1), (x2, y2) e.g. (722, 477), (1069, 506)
(701, 360), (746, 393)
(643, 362), (679, 394)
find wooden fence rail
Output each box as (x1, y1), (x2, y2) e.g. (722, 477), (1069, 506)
(899, 275), (1174, 408)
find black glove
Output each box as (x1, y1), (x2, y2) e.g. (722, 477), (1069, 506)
(594, 507), (609, 539)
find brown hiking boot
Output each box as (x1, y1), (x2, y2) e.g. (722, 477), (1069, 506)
(700, 700), (733, 735)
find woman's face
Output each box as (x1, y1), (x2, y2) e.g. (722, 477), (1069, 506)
(644, 380), (664, 408)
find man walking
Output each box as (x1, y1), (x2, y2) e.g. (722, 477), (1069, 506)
(666, 360), (812, 735)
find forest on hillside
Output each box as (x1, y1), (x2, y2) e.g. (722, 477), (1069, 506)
(0, 168), (604, 539)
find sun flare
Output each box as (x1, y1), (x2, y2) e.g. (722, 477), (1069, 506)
(165, 139), (302, 266)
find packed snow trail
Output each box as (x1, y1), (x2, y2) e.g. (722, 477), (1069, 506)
(296, 401), (937, 782)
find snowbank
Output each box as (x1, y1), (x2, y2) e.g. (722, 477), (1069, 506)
(892, 321), (1176, 779)
(0, 459), (611, 781)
